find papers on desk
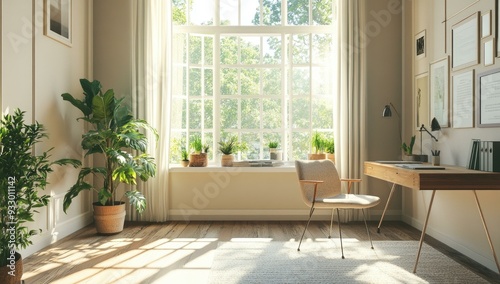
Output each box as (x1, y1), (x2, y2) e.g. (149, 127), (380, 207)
(376, 161), (423, 164)
(394, 164), (445, 170)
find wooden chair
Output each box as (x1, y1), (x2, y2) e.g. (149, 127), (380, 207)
(295, 159), (380, 258)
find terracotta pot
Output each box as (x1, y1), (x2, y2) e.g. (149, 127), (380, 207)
(326, 153), (335, 163)
(189, 153), (208, 167)
(0, 252), (22, 284)
(221, 154), (234, 167)
(308, 153), (326, 160)
(180, 160), (190, 167)
(93, 202), (126, 234)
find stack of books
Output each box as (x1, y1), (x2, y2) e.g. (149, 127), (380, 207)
(468, 139), (500, 172)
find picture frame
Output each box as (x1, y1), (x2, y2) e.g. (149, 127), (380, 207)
(44, 0), (72, 47)
(481, 10), (491, 38)
(415, 30), (426, 60)
(452, 70), (474, 128)
(429, 57), (449, 128)
(484, 37), (495, 66)
(415, 73), (429, 130)
(497, 0), (500, 56)
(477, 69), (500, 127)
(451, 12), (479, 70)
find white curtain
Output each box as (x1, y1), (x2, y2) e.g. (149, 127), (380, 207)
(131, 0), (171, 221)
(335, 0), (367, 221)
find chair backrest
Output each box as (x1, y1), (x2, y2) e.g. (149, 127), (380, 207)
(295, 160), (342, 206)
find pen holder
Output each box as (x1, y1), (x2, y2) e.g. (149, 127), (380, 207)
(432, 156), (440, 166)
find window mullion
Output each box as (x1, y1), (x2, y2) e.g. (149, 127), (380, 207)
(214, 33), (221, 154)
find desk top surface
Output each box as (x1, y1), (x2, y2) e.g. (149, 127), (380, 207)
(364, 161), (500, 190)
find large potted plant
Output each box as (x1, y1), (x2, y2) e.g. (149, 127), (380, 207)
(0, 109), (80, 284)
(61, 79), (158, 234)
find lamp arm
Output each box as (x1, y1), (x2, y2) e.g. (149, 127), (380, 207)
(389, 102), (401, 119)
(419, 124), (438, 142)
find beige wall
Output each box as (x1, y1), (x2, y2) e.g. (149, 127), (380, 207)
(1, 0), (93, 257)
(404, 0), (500, 272)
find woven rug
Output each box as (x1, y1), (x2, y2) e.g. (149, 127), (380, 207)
(208, 240), (488, 283)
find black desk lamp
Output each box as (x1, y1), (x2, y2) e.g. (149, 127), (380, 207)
(382, 103), (402, 144)
(419, 117), (441, 154)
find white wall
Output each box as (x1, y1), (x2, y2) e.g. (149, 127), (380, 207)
(1, 0), (93, 258)
(404, 0), (500, 272)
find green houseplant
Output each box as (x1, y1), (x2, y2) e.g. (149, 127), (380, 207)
(189, 135), (208, 167)
(61, 79), (158, 234)
(324, 137), (335, 163)
(180, 148), (189, 167)
(308, 131), (326, 160)
(0, 109), (80, 283)
(267, 140), (282, 161)
(218, 135), (247, 167)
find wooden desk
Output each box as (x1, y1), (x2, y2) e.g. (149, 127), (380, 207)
(364, 161), (500, 273)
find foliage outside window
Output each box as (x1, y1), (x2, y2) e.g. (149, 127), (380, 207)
(171, 0), (337, 163)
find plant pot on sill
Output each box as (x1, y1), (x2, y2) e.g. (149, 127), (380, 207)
(326, 153), (335, 163)
(308, 153), (326, 160)
(180, 160), (190, 167)
(0, 252), (23, 284)
(93, 202), (126, 234)
(269, 148), (283, 161)
(189, 153), (208, 167)
(221, 154), (234, 167)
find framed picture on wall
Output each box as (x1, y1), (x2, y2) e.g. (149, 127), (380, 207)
(451, 12), (479, 70)
(477, 69), (500, 127)
(415, 30), (426, 60)
(415, 73), (429, 130)
(452, 70), (474, 128)
(44, 0), (72, 47)
(484, 37), (495, 66)
(497, 0), (500, 56)
(481, 10), (491, 38)
(430, 57), (450, 127)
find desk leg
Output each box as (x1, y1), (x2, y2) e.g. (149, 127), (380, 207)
(377, 183), (397, 233)
(473, 190), (500, 273)
(413, 190), (436, 274)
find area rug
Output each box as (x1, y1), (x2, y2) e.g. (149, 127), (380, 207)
(208, 240), (488, 283)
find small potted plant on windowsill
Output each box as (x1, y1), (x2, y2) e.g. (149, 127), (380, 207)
(189, 136), (208, 167)
(308, 131), (326, 160)
(180, 148), (189, 167)
(218, 135), (247, 167)
(324, 137), (335, 163)
(268, 140), (282, 161)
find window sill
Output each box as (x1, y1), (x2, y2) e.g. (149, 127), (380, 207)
(169, 165), (296, 173)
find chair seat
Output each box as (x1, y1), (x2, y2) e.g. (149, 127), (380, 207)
(314, 194), (380, 209)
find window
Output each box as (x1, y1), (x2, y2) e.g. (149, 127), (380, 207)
(171, 0), (337, 163)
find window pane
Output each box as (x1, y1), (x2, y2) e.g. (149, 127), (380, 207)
(190, 0), (214, 25)
(189, 68), (201, 96)
(242, 132), (260, 159)
(263, 69), (281, 96)
(172, 0), (187, 25)
(241, 98), (260, 129)
(221, 36), (238, 64)
(189, 99), (202, 129)
(221, 99), (238, 129)
(220, 0), (238, 25)
(240, 37), (260, 64)
(292, 67), (310, 96)
(204, 69), (213, 96)
(311, 97), (333, 129)
(292, 34), (310, 64)
(205, 99), (214, 128)
(204, 132), (214, 160)
(170, 133), (187, 162)
(221, 68), (238, 95)
(241, 0), (260, 25)
(173, 33), (186, 63)
(312, 67), (332, 95)
(263, 36), (282, 64)
(262, 0), (281, 25)
(292, 98), (310, 128)
(204, 37), (214, 65)
(263, 98), (282, 129)
(313, 0), (333, 25)
(241, 68), (260, 96)
(171, 97), (186, 129)
(312, 34), (333, 65)
(288, 0), (309, 25)
(292, 131), (309, 159)
(172, 67), (186, 96)
(189, 35), (202, 64)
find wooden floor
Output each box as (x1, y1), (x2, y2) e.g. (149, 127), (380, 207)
(22, 221), (499, 284)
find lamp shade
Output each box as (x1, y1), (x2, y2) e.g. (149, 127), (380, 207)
(431, 117), (441, 131)
(382, 105), (392, 117)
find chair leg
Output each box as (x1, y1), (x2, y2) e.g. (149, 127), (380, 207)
(328, 208), (334, 238)
(297, 206), (315, 252)
(337, 208), (345, 259)
(362, 209), (374, 249)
